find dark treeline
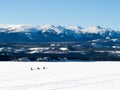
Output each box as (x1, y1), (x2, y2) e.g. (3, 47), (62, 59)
(1, 52), (120, 61)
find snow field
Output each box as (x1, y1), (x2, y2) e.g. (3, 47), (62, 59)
(0, 62), (120, 90)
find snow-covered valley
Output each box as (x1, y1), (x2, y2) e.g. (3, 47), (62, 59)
(0, 62), (120, 90)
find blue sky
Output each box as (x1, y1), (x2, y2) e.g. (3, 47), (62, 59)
(0, 0), (120, 30)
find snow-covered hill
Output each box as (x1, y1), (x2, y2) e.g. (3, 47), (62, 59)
(0, 24), (120, 42)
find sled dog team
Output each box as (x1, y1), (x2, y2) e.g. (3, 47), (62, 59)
(30, 67), (47, 70)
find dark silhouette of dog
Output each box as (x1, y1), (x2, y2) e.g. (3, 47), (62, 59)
(43, 67), (47, 69)
(37, 67), (40, 70)
(43, 67), (45, 69)
(30, 67), (33, 70)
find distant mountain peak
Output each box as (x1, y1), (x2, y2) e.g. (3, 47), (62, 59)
(66, 26), (83, 29)
(39, 24), (55, 29)
(82, 26), (112, 34)
(92, 26), (102, 29)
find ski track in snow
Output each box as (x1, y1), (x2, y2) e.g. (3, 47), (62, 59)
(0, 62), (120, 90)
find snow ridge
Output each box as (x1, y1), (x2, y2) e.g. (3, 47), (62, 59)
(0, 24), (114, 33)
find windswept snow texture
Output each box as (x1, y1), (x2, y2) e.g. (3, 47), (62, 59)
(0, 62), (120, 90)
(0, 25), (119, 42)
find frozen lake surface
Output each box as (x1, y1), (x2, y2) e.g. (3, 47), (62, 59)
(0, 62), (120, 90)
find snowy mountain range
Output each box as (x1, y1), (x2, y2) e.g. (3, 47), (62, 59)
(0, 24), (120, 42)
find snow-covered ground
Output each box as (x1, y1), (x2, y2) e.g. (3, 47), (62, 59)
(0, 62), (120, 90)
